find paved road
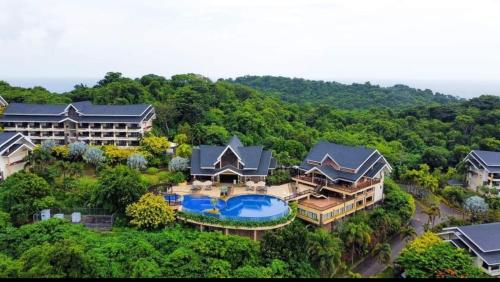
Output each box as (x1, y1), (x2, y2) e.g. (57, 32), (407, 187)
(353, 201), (463, 277)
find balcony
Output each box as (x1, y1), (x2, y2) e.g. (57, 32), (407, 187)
(293, 175), (381, 195)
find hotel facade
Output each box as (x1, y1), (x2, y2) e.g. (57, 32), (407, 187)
(0, 100), (155, 147)
(291, 142), (392, 229)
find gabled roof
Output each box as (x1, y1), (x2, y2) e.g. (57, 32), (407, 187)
(304, 141), (376, 171)
(0, 132), (34, 156)
(465, 150), (500, 173)
(0, 95), (8, 106)
(190, 136), (276, 176)
(70, 101), (152, 116)
(457, 222), (500, 252)
(0, 101), (155, 123)
(299, 142), (391, 183)
(200, 145), (225, 168)
(472, 150), (500, 166)
(2, 101), (152, 117)
(442, 222), (500, 265)
(4, 103), (68, 115)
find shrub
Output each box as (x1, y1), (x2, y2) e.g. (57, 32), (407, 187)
(140, 136), (170, 156)
(266, 169), (290, 185)
(175, 144), (192, 158)
(396, 232), (486, 278)
(158, 172), (171, 182)
(126, 193), (175, 230)
(40, 140), (56, 154)
(52, 145), (70, 159)
(463, 196), (488, 222)
(127, 153), (148, 170)
(69, 141), (88, 158)
(442, 186), (465, 207)
(173, 133), (188, 145)
(0, 171), (53, 225)
(103, 145), (136, 163)
(91, 165), (147, 214)
(146, 167), (159, 175)
(169, 172), (186, 184)
(83, 147), (106, 167)
(168, 157), (189, 172)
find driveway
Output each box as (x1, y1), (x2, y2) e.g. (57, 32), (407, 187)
(353, 201), (463, 277)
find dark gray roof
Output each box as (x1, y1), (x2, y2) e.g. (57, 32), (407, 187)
(0, 132), (31, 154)
(466, 150), (500, 173)
(0, 102), (154, 124)
(239, 146), (264, 169)
(199, 145), (225, 168)
(445, 223), (500, 265)
(190, 136), (275, 176)
(2, 101), (152, 117)
(0, 132), (19, 145)
(304, 141), (376, 170)
(299, 142), (390, 182)
(71, 101), (151, 116)
(472, 150), (500, 166)
(458, 222), (500, 252)
(4, 103), (68, 115)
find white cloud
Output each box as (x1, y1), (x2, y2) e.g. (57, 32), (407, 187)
(0, 0), (499, 81)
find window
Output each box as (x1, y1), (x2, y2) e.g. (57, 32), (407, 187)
(345, 204), (354, 211)
(298, 208), (318, 220)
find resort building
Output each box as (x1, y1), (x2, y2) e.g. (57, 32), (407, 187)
(189, 136), (277, 183)
(0, 132), (35, 180)
(291, 142), (391, 229)
(439, 222), (500, 276)
(464, 150), (500, 193)
(0, 100), (155, 147)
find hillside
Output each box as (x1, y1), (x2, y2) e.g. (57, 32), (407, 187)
(225, 75), (462, 109)
(0, 73), (498, 170)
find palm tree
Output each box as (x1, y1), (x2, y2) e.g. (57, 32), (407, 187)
(400, 226), (417, 243)
(372, 243), (391, 265)
(340, 222), (373, 265)
(307, 229), (343, 278)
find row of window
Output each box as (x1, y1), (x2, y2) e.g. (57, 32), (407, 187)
(30, 139), (140, 146)
(3, 122), (142, 129)
(298, 209), (318, 221)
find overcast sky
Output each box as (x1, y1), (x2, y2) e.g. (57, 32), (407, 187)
(1, 0), (500, 85)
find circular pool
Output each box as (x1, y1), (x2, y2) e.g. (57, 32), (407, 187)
(181, 194), (289, 222)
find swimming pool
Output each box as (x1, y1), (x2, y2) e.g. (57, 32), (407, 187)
(181, 194), (290, 222)
(164, 194), (182, 202)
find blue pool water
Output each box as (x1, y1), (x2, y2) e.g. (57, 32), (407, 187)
(181, 194), (289, 222)
(164, 194), (181, 202)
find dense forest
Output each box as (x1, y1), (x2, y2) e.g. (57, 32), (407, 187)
(1, 73), (498, 173)
(226, 75), (462, 109)
(0, 73), (497, 278)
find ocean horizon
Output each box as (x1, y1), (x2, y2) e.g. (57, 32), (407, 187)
(2, 77), (500, 99)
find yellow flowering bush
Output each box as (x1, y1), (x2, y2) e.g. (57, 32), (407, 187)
(126, 193), (175, 230)
(404, 231), (442, 253)
(53, 145), (70, 158)
(102, 145), (137, 163)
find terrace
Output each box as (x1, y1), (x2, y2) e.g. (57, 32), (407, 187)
(170, 182), (293, 200)
(292, 174), (381, 194)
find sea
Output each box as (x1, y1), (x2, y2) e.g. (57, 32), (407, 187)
(2, 77), (500, 99)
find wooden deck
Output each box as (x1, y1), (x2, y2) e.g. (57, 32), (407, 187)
(292, 175), (380, 195)
(299, 196), (347, 211)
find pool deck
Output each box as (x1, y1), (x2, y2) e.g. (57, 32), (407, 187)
(171, 182), (295, 199)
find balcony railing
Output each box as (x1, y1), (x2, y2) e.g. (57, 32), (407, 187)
(293, 175), (381, 193)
